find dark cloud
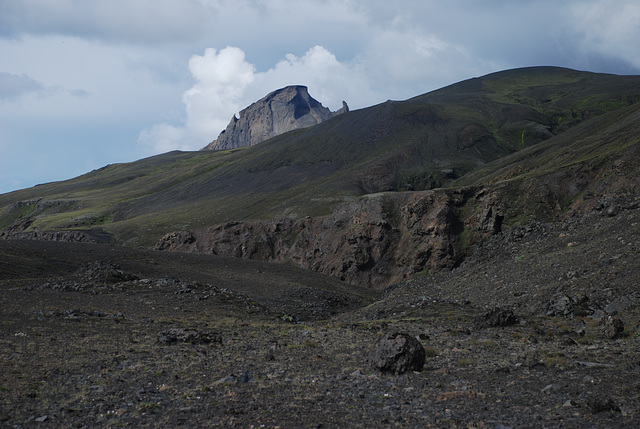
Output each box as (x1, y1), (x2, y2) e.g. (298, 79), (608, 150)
(0, 0), (207, 44)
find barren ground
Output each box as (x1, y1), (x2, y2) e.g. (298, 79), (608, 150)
(1, 206), (640, 428)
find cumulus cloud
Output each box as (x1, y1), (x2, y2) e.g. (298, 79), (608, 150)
(183, 47), (256, 139)
(139, 45), (381, 152)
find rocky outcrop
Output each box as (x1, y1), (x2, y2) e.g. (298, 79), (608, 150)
(1, 227), (113, 243)
(155, 187), (502, 289)
(203, 86), (348, 150)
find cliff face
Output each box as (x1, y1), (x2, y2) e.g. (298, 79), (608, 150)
(154, 138), (640, 289)
(203, 86), (348, 151)
(154, 187), (504, 289)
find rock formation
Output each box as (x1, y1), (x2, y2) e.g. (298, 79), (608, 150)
(154, 187), (505, 289)
(202, 85), (348, 151)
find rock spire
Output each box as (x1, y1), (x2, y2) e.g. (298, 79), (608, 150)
(202, 85), (348, 151)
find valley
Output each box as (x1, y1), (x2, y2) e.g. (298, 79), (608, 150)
(1, 66), (640, 427)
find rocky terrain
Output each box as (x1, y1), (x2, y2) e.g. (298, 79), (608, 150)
(2, 198), (640, 428)
(2, 67), (640, 427)
(203, 86), (348, 150)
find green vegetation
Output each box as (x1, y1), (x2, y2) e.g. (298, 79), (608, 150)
(2, 67), (640, 246)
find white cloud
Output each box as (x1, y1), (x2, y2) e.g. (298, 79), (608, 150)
(138, 123), (189, 153)
(184, 47), (256, 138)
(568, 0), (640, 70)
(139, 45), (381, 152)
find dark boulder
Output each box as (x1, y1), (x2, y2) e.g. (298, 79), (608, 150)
(369, 332), (426, 374)
(477, 308), (519, 328)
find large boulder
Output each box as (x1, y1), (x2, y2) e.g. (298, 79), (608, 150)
(369, 332), (426, 374)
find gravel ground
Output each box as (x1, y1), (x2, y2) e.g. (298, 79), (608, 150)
(1, 205), (639, 428)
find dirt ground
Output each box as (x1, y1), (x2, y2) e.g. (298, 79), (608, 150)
(1, 205), (640, 428)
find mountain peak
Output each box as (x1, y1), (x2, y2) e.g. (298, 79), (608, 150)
(202, 85), (348, 151)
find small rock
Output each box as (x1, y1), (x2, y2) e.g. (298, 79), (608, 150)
(477, 308), (519, 328)
(214, 375), (236, 385)
(546, 294), (590, 318)
(604, 293), (638, 314)
(35, 415), (48, 423)
(586, 395), (620, 413)
(369, 332), (426, 375)
(90, 384), (105, 394)
(600, 316), (624, 339)
(237, 371), (253, 384)
(157, 328), (222, 345)
(351, 369), (365, 377)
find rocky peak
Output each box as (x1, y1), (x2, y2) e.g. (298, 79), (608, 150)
(202, 85), (348, 151)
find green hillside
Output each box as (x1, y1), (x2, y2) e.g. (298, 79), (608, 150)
(1, 67), (639, 246)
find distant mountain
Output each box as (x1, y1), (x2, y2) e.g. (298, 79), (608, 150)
(2, 66), (640, 288)
(202, 85), (348, 150)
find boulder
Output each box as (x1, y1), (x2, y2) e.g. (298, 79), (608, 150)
(369, 332), (426, 374)
(477, 308), (519, 328)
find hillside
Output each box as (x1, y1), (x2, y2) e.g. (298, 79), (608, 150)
(1, 66), (639, 288)
(1, 174), (640, 428)
(2, 66), (640, 427)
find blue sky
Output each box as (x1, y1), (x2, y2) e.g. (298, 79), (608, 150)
(1, 0), (639, 194)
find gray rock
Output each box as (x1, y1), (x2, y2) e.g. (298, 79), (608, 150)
(604, 293), (639, 314)
(237, 371), (253, 384)
(546, 294), (591, 318)
(204, 85), (348, 150)
(369, 332), (426, 375)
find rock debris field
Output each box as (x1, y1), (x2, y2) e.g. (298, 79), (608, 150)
(1, 205), (640, 428)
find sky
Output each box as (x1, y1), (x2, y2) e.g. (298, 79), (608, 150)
(1, 0), (639, 194)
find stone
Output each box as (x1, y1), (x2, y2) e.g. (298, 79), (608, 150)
(203, 86), (348, 150)
(601, 316), (624, 339)
(157, 328), (222, 345)
(477, 308), (519, 328)
(546, 294), (591, 318)
(237, 371), (253, 384)
(585, 395), (620, 413)
(369, 332), (426, 375)
(604, 293), (639, 314)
